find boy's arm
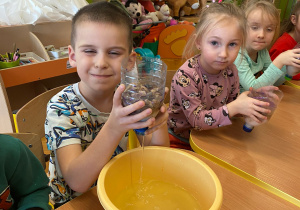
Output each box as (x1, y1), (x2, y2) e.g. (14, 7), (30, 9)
(55, 85), (160, 193)
(9, 138), (51, 210)
(56, 121), (125, 193)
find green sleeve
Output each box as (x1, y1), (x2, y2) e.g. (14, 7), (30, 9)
(7, 136), (52, 210)
(234, 49), (284, 92)
(261, 49), (286, 86)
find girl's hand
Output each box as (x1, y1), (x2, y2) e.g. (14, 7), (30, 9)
(244, 115), (267, 127)
(228, 91), (271, 122)
(251, 85), (279, 92)
(273, 48), (300, 69)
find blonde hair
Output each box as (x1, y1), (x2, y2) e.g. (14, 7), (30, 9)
(183, 3), (246, 59)
(243, 0), (280, 44)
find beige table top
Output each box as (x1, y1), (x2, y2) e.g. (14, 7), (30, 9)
(190, 85), (300, 206)
(57, 150), (296, 210)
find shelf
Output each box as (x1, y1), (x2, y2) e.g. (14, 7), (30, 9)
(0, 58), (76, 88)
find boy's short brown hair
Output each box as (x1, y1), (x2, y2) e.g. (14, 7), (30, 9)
(71, 2), (133, 53)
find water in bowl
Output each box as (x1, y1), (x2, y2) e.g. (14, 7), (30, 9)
(112, 179), (202, 210)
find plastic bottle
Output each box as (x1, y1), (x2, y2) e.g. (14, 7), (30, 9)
(121, 56), (167, 135)
(243, 86), (283, 132)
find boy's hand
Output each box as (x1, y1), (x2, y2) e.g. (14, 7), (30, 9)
(107, 84), (155, 136)
(145, 87), (169, 135)
(144, 103), (168, 135)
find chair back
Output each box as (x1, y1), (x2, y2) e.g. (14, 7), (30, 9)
(15, 85), (68, 138)
(5, 132), (46, 169)
(157, 24), (195, 59)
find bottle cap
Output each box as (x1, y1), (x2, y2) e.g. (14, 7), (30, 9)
(134, 127), (148, 135)
(243, 124), (253, 132)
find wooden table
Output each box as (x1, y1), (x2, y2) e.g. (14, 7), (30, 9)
(190, 85), (300, 207)
(287, 79), (300, 88)
(57, 150), (296, 210)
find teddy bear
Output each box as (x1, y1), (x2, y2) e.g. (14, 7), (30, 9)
(168, 0), (204, 19)
(156, 4), (172, 22)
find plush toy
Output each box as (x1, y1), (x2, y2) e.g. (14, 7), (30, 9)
(124, 0), (144, 24)
(145, 11), (159, 22)
(153, 0), (166, 10)
(156, 4), (172, 22)
(168, 0), (202, 19)
(124, 0), (158, 24)
(180, 0), (207, 17)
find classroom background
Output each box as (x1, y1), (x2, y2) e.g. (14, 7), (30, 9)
(0, 0), (300, 209)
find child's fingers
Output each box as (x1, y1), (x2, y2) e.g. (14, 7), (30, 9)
(151, 110), (168, 126)
(250, 113), (267, 123)
(255, 85), (278, 92)
(160, 103), (167, 113)
(164, 87), (169, 99)
(266, 91), (280, 101)
(145, 118), (167, 135)
(254, 105), (271, 115)
(113, 84), (125, 106)
(292, 48), (300, 54)
(292, 57), (300, 66)
(253, 112), (268, 122)
(120, 102), (149, 120)
(252, 99), (269, 108)
(145, 124), (161, 135)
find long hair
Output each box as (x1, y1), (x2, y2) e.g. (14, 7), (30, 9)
(183, 3), (246, 59)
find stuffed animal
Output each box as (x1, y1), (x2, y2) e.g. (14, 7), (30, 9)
(156, 4), (172, 22)
(153, 0), (166, 10)
(124, 0), (144, 24)
(168, 0), (202, 19)
(145, 11), (159, 22)
(124, 0), (158, 24)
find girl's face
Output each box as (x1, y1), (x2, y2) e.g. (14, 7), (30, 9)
(246, 8), (276, 54)
(196, 19), (242, 74)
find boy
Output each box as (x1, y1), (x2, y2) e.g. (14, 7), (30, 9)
(45, 2), (169, 206)
(0, 134), (51, 210)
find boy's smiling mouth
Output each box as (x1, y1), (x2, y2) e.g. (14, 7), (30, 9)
(90, 73), (111, 78)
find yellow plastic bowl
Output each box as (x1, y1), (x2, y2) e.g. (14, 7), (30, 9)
(97, 146), (223, 209)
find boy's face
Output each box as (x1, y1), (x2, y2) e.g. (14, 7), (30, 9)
(69, 21), (134, 94)
(246, 9), (276, 53)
